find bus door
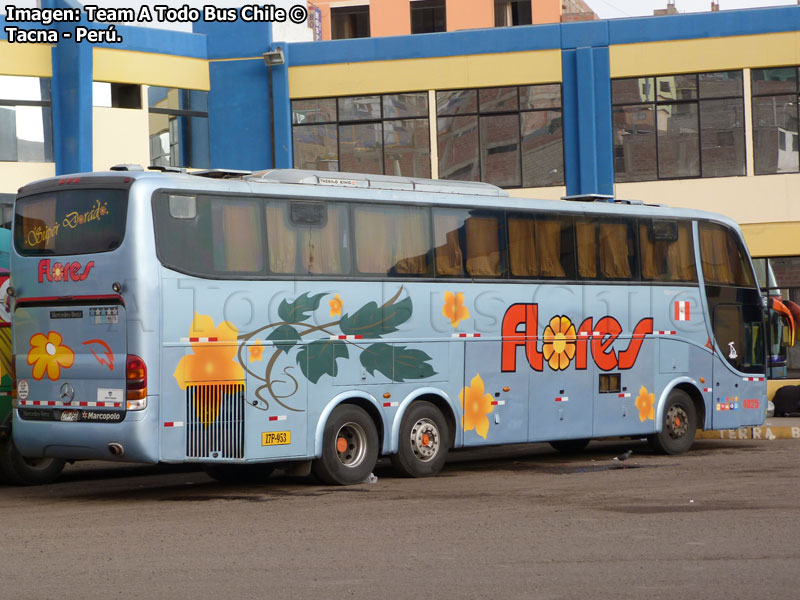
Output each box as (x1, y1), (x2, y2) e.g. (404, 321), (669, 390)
(709, 297), (765, 429)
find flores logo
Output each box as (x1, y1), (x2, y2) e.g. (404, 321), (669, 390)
(37, 259), (95, 283)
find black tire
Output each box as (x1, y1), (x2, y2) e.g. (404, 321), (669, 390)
(0, 436), (66, 485)
(549, 438), (591, 453)
(205, 463), (276, 484)
(390, 401), (449, 478)
(312, 404), (379, 485)
(647, 389), (697, 455)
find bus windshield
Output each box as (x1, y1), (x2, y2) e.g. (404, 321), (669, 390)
(13, 188), (127, 256)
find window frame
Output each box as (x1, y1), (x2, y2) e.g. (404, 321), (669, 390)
(611, 70), (745, 182)
(0, 75), (54, 163)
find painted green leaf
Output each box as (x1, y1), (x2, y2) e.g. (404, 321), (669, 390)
(297, 340), (349, 384)
(339, 297), (412, 339)
(278, 292), (326, 323)
(360, 342), (436, 382)
(266, 324), (302, 354)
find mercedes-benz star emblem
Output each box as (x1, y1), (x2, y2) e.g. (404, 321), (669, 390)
(60, 382), (75, 404)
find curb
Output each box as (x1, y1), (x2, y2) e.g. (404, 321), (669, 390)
(696, 425), (800, 441)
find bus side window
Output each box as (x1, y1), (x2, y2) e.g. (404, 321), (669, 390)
(353, 204), (430, 276)
(508, 213), (573, 279)
(210, 198), (263, 273)
(266, 200), (350, 275)
(699, 222), (756, 287)
(433, 209), (465, 277)
(577, 217), (637, 281)
(639, 219), (698, 283)
(464, 211), (504, 277)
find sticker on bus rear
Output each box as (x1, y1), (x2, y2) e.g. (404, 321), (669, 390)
(17, 379), (29, 400)
(89, 307), (118, 324)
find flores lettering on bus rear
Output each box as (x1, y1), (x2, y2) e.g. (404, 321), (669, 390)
(37, 258), (95, 283)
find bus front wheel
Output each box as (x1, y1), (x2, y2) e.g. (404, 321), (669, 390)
(0, 436), (66, 485)
(391, 401), (449, 478)
(648, 389), (697, 455)
(312, 404), (379, 485)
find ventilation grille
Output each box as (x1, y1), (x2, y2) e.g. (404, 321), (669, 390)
(186, 383), (245, 459)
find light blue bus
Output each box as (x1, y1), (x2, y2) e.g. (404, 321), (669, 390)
(9, 168), (773, 484)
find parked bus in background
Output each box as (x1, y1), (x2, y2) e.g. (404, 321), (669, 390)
(8, 168), (779, 485)
(753, 257), (800, 416)
(0, 196), (65, 484)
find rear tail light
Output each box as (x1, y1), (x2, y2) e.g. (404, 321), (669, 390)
(126, 354), (147, 410)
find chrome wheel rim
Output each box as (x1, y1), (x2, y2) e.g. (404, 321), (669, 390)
(666, 405), (689, 439)
(335, 421), (368, 468)
(409, 417), (439, 462)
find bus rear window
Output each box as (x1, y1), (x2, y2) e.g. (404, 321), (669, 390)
(14, 189), (128, 256)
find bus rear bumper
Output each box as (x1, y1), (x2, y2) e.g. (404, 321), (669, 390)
(12, 406), (159, 463)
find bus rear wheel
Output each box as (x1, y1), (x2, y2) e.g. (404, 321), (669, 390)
(648, 389), (697, 455)
(0, 436), (66, 486)
(391, 401), (449, 478)
(312, 404), (378, 486)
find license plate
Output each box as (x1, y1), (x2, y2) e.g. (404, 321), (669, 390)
(60, 410), (79, 422)
(262, 431), (291, 446)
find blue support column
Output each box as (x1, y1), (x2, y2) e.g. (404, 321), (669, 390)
(194, 20), (275, 171)
(561, 22), (613, 197)
(271, 42), (292, 169)
(46, 0), (93, 175)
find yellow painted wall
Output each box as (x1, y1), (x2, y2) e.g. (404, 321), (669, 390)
(615, 174), (800, 228)
(0, 163), (55, 195)
(92, 106), (151, 172)
(610, 31), (800, 77)
(0, 41), (51, 77)
(93, 48), (209, 90)
(446, 0), (493, 32)
(289, 49), (561, 97)
(508, 186), (567, 202)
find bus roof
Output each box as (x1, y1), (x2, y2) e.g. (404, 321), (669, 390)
(16, 167), (740, 229)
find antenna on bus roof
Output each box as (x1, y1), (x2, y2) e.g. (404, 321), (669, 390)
(148, 165), (187, 174)
(191, 169), (253, 179)
(562, 193), (615, 202)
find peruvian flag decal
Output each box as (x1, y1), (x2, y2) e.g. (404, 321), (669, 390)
(674, 300), (690, 321)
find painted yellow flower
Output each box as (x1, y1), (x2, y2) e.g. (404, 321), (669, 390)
(174, 313), (244, 389)
(460, 373), (494, 439)
(636, 385), (656, 422)
(542, 316), (576, 371)
(329, 294), (343, 317)
(27, 332), (75, 381)
(443, 291), (470, 328)
(249, 340), (264, 363)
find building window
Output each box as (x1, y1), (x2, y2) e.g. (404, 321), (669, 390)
(93, 82), (142, 109)
(148, 87), (210, 169)
(436, 84), (564, 188)
(291, 93), (431, 178)
(751, 67), (799, 175)
(411, 0), (446, 34)
(494, 1), (532, 26)
(612, 71), (745, 182)
(331, 5), (370, 39)
(0, 75), (53, 163)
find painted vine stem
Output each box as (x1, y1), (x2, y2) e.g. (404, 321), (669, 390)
(235, 287), (436, 413)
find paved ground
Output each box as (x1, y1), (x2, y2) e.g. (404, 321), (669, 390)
(1, 435), (799, 599)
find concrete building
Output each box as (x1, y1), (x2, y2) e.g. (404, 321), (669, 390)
(309, 0), (596, 40)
